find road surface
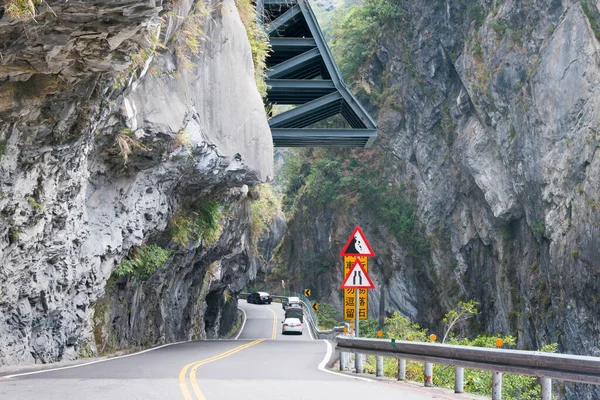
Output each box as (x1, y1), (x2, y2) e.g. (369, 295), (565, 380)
(0, 300), (482, 399)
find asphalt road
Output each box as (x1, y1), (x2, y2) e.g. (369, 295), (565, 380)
(0, 300), (482, 400)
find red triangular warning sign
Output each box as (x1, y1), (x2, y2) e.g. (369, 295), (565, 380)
(340, 258), (375, 289)
(340, 226), (375, 257)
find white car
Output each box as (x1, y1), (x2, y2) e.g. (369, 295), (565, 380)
(281, 318), (303, 335)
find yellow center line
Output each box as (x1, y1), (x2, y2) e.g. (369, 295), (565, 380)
(179, 339), (264, 400)
(266, 306), (277, 339)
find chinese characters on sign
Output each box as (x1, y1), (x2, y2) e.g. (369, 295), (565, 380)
(343, 256), (368, 320)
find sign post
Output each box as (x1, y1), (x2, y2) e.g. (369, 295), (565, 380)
(340, 226), (375, 373)
(340, 256), (374, 373)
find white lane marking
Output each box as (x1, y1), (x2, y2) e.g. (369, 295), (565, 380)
(235, 307), (247, 340)
(1, 340), (190, 379)
(317, 340), (375, 382)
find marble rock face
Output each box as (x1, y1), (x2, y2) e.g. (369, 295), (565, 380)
(0, 0), (272, 366)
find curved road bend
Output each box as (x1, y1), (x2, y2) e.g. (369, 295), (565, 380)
(0, 301), (476, 400)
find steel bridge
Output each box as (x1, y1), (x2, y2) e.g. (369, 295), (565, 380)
(258, 0), (378, 147)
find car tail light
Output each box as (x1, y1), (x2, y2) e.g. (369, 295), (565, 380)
(283, 324), (289, 327)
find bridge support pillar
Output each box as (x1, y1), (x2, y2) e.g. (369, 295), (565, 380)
(424, 362), (433, 387)
(492, 371), (502, 400)
(376, 356), (383, 377)
(541, 377), (552, 400)
(397, 359), (406, 380)
(454, 367), (464, 393)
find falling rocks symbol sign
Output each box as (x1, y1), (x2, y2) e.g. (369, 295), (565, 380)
(340, 226), (375, 257)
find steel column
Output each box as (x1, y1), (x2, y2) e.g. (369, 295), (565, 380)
(455, 367), (464, 393)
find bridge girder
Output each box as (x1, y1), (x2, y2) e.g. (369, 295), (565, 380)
(260, 0), (378, 148)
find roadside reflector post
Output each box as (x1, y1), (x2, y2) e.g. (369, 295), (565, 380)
(492, 338), (503, 400)
(424, 361), (433, 387)
(374, 330), (383, 377)
(541, 377), (552, 400)
(492, 371), (502, 399)
(424, 334), (436, 387)
(454, 367), (464, 393)
(398, 359), (406, 380)
(376, 356), (383, 377)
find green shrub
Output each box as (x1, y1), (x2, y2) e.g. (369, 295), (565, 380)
(171, 201), (223, 247)
(250, 183), (282, 246)
(469, 4), (485, 31)
(330, 0), (406, 80)
(281, 149), (429, 260)
(491, 19), (508, 36)
(316, 303), (342, 329)
(581, 0), (600, 40)
(472, 41), (484, 60)
(115, 244), (171, 279)
(532, 220), (545, 235)
(0, 140), (6, 162)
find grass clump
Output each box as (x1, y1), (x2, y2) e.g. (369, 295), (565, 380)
(116, 128), (150, 164)
(235, 0), (271, 98)
(27, 197), (45, 212)
(249, 183), (282, 246)
(170, 201), (224, 247)
(115, 244), (171, 279)
(174, 1), (213, 70)
(0, 140), (7, 162)
(4, 0), (42, 20)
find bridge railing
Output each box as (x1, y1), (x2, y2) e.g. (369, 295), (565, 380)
(336, 336), (600, 400)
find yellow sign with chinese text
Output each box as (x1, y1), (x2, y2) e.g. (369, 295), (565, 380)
(343, 256), (368, 320)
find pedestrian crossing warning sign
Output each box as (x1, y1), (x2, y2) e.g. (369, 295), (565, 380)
(340, 226), (375, 257)
(340, 258), (375, 289)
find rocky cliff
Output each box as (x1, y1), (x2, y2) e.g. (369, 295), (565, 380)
(277, 1), (600, 398)
(0, 0), (272, 366)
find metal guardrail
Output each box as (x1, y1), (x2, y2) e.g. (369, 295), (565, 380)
(336, 336), (600, 383)
(336, 336), (600, 399)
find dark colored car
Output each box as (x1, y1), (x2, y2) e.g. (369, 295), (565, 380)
(285, 306), (304, 322)
(247, 291), (272, 304)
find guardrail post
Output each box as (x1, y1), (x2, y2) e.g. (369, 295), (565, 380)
(376, 356), (383, 377)
(398, 359), (406, 380)
(340, 351), (347, 371)
(492, 371), (502, 400)
(355, 353), (363, 373)
(424, 362), (433, 387)
(541, 377), (551, 400)
(454, 367), (464, 393)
